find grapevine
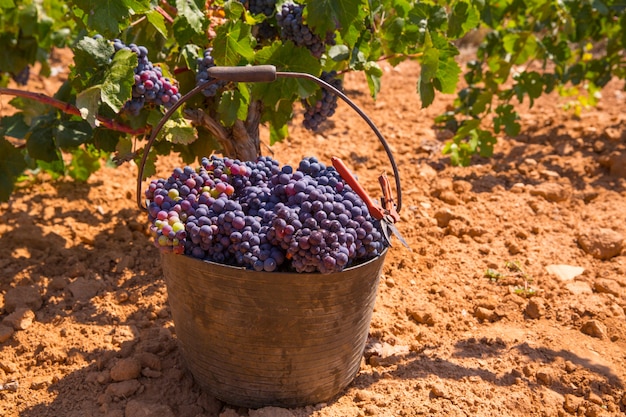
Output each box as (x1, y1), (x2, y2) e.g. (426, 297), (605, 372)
(1, 0), (625, 203)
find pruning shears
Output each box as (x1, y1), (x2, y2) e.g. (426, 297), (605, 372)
(332, 157), (410, 249)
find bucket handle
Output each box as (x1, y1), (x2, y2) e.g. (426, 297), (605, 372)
(136, 65), (402, 214)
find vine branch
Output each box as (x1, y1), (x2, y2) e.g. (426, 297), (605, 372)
(0, 88), (148, 136)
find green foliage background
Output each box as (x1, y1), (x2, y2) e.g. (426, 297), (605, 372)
(0, 0), (625, 201)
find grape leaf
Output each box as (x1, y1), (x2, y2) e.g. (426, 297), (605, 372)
(213, 20), (255, 66)
(0, 0), (16, 8)
(144, 9), (168, 38)
(0, 137), (27, 202)
(174, 0), (205, 34)
(71, 0), (150, 36)
(54, 120), (93, 150)
(494, 104), (520, 137)
(447, 0), (480, 39)
(253, 42), (321, 107)
(76, 86), (102, 128)
(304, 0), (363, 38)
(163, 118), (197, 145)
(101, 49), (136, 113)
(513, 71), (543, 106)
(364, 61), (382, 98)
(26, 116), (60, 162)
(73, 36), (115, 72)
(1, 113), (29, 139)
(93, 128), (122, 153)
(503, 32), (538, 65)
(218, 90), (249, 127)
(67, 146), (101, 181)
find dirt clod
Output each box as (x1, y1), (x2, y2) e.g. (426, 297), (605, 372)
(580, 320), (608, 340)
(577, 228), (624, 260)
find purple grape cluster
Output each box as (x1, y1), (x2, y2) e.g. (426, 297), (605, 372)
(112, 40), (181, 115)
(248, 0), (276, 16)
(196, 47), (228, 97)
(302, 71), (343, 131)
(276, 1), (336, 58)
(145, 155), (386, 274)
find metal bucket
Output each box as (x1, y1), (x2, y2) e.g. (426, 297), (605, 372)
(161, 249), (387, 408)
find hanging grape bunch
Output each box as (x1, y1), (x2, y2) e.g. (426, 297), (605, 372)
(111, 39), (181, 115)
(195, 47), (227, 97)
(145, 155), (387, 274)
(303, 71), (343, 131)
(276, 1), (336, 59)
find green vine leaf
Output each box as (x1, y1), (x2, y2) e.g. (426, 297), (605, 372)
(253, 41), (321, 107)
(213, 20), (255, 66)
(54, 120), (93, 150)
(101, 49), (136, 113)
(70, 0), (150, 37)
(304, 0), (364, 39)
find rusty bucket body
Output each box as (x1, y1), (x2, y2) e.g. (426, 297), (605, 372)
(161, 250), (387, 408)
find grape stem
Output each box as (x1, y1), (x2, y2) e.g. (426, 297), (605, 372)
(0, 88), (149, 136)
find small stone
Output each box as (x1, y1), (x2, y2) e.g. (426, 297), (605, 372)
(529, 182), (570, 202)
(137, 352), (162, 371)
(407, 306), (436, 326)
(584, 404), (602, 417)
(115, 290), (130, 304)
(30, 378), (49, 390)
(577, 228), (624, 260)
(564, 361), (577, 373)
(593, 279), (622, 297)
(545, 264), (585, 281)
(385, 277), (395, 288)
(124, 399), (175, 417)
(0, 325), (15, 343)
(4, 286), (42, 313)
(106, 379), (141, 398)
(525, 298), (546, 319)
(587, 392), (603, 406)
(563, 394), (582, 413)
(510, 183), (525, 193)
(354, 390), (373, 402)
(434, 208), (455, 227)
(68, 277), (104, 301)
(535, 369), (552, 386)
(110, 358), (142, 382)
(565, 281), (593, 295)
(0, 361), (18, 373)
(438, 190), (460, 205)
(429, 384), (446, 398)
(474, 306), (496, 322)
(580, 320), (607, 340)
(3, 308), (35, 330)
(363, 404), (379, 416)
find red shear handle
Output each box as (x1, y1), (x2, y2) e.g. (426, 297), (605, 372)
(331, 157), (385, 220)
